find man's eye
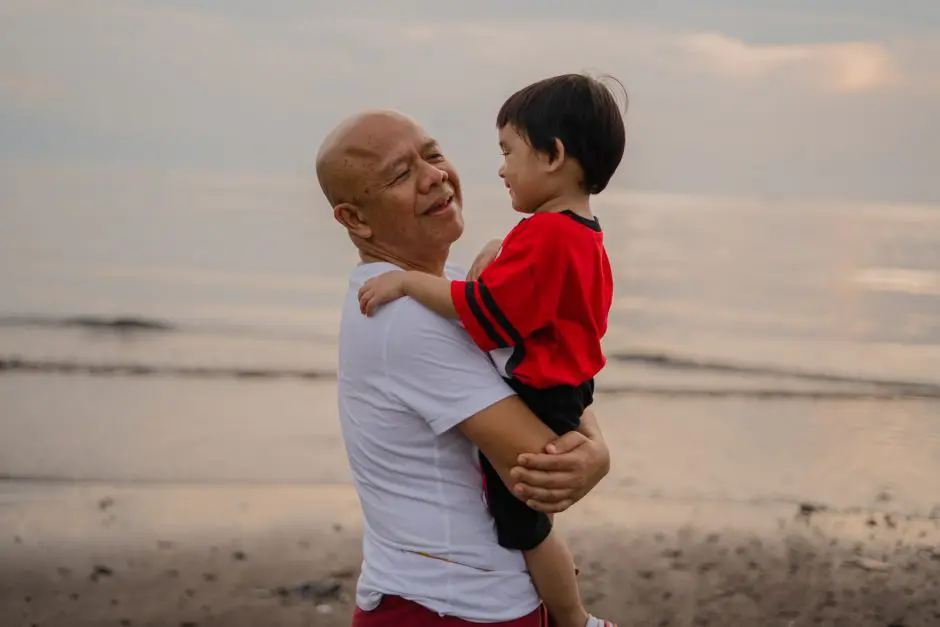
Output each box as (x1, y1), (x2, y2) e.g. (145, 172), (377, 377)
(392, 169), (410, 183)
(427, 153), (444, 161)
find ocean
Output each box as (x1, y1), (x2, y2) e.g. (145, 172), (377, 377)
(2, 172), (940, 515)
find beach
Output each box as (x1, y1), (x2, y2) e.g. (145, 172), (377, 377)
(3, 482), (940, 626)
(3, 371), (940, 626)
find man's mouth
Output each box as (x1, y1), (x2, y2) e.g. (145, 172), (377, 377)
(423, 194), (455, 216)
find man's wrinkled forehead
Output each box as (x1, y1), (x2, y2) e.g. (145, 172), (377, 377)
(345, 125), (438, 177)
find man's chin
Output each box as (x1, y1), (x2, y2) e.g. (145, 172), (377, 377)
(440, 210), (465, 243)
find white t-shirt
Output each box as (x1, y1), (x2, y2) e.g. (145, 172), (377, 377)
(337, 261), (540, 622)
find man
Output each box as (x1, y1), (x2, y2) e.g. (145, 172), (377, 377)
(317, 110), (611, 626)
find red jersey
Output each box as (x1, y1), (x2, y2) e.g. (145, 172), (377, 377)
(451, 210), (613, 389)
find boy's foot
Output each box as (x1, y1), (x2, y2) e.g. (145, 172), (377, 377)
(585, 616), (617, 627)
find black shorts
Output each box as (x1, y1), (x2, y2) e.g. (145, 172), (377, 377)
(480, 377), (595, 551)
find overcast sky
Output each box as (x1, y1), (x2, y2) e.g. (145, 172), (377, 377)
(1, 0), (938, 204)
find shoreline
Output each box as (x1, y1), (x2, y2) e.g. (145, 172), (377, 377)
(2, 483), (939, 626)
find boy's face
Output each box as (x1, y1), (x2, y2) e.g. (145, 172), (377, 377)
(497, 125), (553, 213)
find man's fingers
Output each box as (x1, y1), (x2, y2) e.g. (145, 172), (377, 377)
(511, 468), (575, 490)
(546, 431), (588, 455)
(514, 483), (570, 502)
(516, 452), (578, 472)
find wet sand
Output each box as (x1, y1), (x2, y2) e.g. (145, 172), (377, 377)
(2, 483), (939, 627)
(3, 372), (940, 625)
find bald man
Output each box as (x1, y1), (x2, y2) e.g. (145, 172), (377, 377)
(319, 111), (611, 626)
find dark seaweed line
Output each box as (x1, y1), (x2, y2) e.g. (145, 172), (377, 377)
(3, 356), (939, 400)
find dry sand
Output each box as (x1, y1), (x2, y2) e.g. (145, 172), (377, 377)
(2, 483), (939, 627)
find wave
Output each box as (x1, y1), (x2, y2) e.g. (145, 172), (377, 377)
(0, 314), (332, 342)
(0, 357), (333, 381)
(3, 356), (940, 400)
(0, 315), (177, 332)
(608, 350), (940, 397)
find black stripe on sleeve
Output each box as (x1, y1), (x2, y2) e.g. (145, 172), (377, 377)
(478, 279), (524, 346)
(465, 282), (509, 348)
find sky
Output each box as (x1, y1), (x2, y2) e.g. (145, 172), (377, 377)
(0, 0), (938, 205)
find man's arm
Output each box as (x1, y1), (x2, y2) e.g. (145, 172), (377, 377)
(385, 305), (606, 507)
(509, 408), (611, 513)
(456, 395), (559, 494)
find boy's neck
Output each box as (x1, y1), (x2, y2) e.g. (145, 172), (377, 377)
(533, 194), (592, 219)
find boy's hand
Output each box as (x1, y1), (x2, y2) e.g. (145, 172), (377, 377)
(467, 238), (503, 281)
(358, 271), (408, 316)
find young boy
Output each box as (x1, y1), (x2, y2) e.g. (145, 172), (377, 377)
(358, 73), (625, 627)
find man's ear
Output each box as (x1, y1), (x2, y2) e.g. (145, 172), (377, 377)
(333, 203), (372, 239)
(540, 138), (566, 174)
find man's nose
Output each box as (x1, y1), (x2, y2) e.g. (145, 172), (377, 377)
(421, 162), (448, 190)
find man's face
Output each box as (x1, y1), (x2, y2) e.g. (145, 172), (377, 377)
(350, 116), (464, 262)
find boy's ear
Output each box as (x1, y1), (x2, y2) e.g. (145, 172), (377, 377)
(542, 138), (566, 173)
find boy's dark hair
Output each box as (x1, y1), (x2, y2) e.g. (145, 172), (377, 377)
(496, 73), (627, 195)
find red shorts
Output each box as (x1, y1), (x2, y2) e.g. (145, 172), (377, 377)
(352, 595), (550, 626)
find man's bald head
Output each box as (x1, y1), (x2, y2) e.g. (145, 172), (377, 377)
(315, 110), (418, 207)
(316, 109), (464, 275)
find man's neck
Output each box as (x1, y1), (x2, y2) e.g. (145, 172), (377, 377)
(359, 249), (447, 277)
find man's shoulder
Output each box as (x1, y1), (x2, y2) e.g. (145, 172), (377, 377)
(348, 261), (466, 283)
(345, 261), (470, 348)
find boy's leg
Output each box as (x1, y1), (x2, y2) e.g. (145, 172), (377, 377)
(481, 455), (601, 627)
(522, 526), (589, 627)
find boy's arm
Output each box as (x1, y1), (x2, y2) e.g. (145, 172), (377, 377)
(358, 270), (458, 318)
(401, 271), (458, 318)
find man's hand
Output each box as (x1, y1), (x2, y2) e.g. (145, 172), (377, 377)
(508, 429), (610, 514)
(467, 238), (503, 281)
(358, 271), (408, 316)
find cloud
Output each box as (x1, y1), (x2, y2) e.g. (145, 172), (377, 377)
(673, 33), (900, 93)
(0, 2), (938, 203)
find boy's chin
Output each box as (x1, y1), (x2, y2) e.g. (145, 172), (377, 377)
(508, 196), (533, 214)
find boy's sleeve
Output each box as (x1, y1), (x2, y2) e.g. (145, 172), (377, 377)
(451, 217), (568, 352)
